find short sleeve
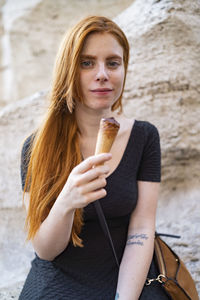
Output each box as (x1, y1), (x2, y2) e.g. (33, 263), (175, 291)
(20, 134), (34, 191)
(137, 123), (161, 182)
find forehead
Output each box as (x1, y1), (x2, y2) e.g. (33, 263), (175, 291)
(81, 32), (123, 57)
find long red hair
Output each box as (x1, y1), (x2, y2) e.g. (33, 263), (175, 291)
(24, 16), (129, 247)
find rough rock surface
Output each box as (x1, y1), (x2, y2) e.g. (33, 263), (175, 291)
(0, 92), (47, 297)
(115, 0), (200, 198)
(115, 0), (200, 293)
(0, 0), (199, 298)
(0, 0), (133, 106)
(0, 0), (5, 105)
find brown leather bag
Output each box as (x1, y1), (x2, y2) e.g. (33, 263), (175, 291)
(146, 235), (199, 300)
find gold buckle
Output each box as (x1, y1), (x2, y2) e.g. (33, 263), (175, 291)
(146, 274), (167, 286)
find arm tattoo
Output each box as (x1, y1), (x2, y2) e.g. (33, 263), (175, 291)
(126, 233), (149, 246)
(115, 292), (119, 299)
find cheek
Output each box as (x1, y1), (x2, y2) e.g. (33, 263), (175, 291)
(79, 73), (88, 93)
(114, 70), (125, 89)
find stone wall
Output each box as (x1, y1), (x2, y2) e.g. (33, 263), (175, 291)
(0, 0), (199, 298)
(116, 0), (200, 293)
(0, 92), (47, 294)
(0, 0), (5, 105)
(0, 0), (133, 106)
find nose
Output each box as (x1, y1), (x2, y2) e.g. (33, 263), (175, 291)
(95, 63), (109, 82)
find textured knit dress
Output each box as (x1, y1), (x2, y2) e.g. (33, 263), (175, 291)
(19, 120), (171, 300)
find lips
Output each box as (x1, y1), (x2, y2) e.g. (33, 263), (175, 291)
(91, 88), (113, 92)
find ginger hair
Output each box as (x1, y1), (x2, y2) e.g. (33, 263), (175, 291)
(24, 16), (129, 247)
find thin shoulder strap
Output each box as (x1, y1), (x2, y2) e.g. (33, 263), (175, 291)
(93, 200), (120, 268)
(94, 201), (181, 269)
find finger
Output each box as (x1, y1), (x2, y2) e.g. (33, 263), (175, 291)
(74, 153), (112, 174)
(76, 165), (109, 186)
(84, 189), (107, 205)
(79, 176), (107, 194)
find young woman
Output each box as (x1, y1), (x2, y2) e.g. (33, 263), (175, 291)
(20, 16), (170, 300)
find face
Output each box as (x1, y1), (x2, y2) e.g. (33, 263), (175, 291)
(78, 32), (125, 112)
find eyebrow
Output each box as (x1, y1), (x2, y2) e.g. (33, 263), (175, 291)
(80, 54), (122, 60)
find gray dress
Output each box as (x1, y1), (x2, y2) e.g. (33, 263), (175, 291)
(19, 120), (171, 300)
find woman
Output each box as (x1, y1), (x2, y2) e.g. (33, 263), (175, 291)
(20, 16), (170, 300)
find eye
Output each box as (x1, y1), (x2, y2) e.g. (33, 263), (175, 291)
(107, 60), (121, 68)
(80, 60), (94, 68)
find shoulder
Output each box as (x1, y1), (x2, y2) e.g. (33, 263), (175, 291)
(115, 114), (134, 133)
(135, 120), (159, 133)
(136, 121), (161, 181)
(20, 134), (35, 191)
(22, 134), (34, 147)
(114, 114), (160, 143)
(21, 133), (36, 158)
(134, 120), (160, 142)
(115, 114), (159, 133)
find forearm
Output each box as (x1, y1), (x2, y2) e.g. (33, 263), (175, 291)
(32, 199), (75, 261)
(27, 154), (112, 260)
(115, 227), (155, 300)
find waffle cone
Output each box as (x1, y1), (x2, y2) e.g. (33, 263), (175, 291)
(95, 118), (120, 155)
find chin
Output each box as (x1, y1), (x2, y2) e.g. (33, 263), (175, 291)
(94, 104), (112, 111)
(84, 98), (117, 111)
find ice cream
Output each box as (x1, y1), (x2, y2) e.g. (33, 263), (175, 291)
(95, 117), (120, 156)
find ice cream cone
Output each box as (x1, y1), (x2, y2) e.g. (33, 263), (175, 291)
(95, 117), (120, 156)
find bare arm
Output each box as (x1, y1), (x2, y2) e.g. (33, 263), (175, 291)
(24, 192), (75, 261)
(115, 181), (160, 300)
(24, 153), (112, 261)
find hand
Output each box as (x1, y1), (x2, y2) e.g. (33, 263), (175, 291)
(57, 153), (112, 211)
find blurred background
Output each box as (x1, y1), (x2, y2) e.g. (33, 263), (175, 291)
(0, 0), (199, 298)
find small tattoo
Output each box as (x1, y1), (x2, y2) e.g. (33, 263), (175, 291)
(127, 240), (144, 246)
(127, 233), (148, 240)
(126, 233), (149, 246)
(115, 292), (119, 299)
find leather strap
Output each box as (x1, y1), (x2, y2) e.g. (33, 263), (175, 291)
(156, 232), (181, 239)
(93, 200), (120, 267)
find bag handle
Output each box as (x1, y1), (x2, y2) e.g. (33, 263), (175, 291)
(156, 232), (181, 239)
(93, 200), (120, 267)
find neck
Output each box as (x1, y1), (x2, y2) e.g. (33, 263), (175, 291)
(75, 103), (117, 139)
